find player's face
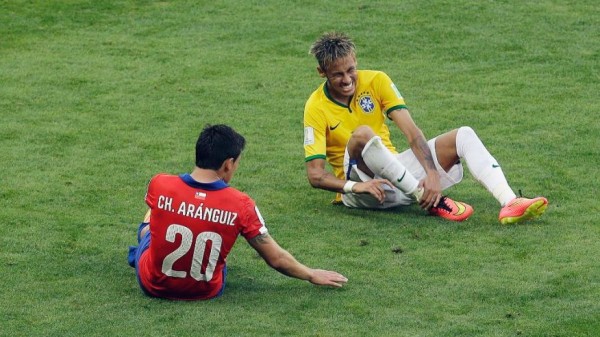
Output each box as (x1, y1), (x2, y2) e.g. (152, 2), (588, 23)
(319, 54), (357, 103)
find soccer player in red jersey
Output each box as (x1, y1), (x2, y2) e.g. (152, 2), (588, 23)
(128, 124), (347, 300)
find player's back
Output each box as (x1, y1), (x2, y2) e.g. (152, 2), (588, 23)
(140, 173), (252, 300)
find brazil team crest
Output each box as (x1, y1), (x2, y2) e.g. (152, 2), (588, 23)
(357, 92), (375, 113)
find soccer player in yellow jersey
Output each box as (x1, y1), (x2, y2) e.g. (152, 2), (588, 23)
(303, 32), (548, 224)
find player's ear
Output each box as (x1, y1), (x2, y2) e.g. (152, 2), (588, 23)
(317, 66), (326, 77)
(220, 158), (232, 171)
(223, 157), (238, 173)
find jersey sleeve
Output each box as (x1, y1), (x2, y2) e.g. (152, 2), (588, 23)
(374, 72), (408, 118)
(144, 174), (162, 209)
(239, 196), (268, 240)
(303, 91), (328, 162)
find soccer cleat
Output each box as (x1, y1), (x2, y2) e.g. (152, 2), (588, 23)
(498, 196), (548, 224)
(429, 196), (473, 222)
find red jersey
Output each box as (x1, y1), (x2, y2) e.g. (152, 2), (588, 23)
(138, 173), (268, 300)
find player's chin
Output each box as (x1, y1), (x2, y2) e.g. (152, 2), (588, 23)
(341, 86), (355, 96)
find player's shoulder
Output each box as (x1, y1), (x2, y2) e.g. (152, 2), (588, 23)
(150, 173), (178, 183)
(306, 82), (327, 103)
(227, 186), (253, 202)
(358, 69), (389, 82)
(222, 186), (257, 212)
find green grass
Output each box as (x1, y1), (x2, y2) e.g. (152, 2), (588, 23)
(1, 1), (599, 336)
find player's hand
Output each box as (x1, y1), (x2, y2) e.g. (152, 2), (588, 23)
(308, 269), (348, 287)
(352, 179), (394, 204)
(418, 173), (442, 209)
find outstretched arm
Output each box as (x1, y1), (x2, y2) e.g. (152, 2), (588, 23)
(247, 232), (348, 287)
(389, 108), (442, 209)
(305, 158), (393, 204)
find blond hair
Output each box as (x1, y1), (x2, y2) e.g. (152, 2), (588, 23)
(309, 32), (356, 71)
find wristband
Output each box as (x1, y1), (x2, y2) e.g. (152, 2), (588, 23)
(343, 181), (357, 194)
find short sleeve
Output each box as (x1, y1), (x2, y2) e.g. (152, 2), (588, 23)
(303, 93), (328, 162)
(145, 174), (162, 209)
(373, 72), (407, 117)
(239, 197), (268, 240)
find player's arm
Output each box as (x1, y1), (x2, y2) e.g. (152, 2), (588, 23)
(143, 209), (151, 223)
(305, 158), (391, 203)
(305, 158), (346, 192)
(247, 232), (347, 287)
(138, 209), (152, 238)
(388, 108), (442, 209)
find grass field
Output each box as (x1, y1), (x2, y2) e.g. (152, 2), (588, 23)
(1, 1), (599, 336)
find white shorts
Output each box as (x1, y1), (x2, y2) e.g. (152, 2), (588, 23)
(341, 137), (463, 209)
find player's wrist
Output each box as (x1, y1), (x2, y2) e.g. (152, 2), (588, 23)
(343, 181), (357, 194)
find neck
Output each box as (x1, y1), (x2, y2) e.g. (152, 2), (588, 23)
(190, 167), (222, 183)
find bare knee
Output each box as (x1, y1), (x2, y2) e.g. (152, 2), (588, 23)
(435, 129), (461, 171)
(348, 125), (376, 154)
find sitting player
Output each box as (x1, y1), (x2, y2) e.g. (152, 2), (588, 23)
(303, 32), (547, 223)
(128, 124), (347, 300)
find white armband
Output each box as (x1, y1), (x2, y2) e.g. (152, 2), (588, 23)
(343, 181), (357, 194)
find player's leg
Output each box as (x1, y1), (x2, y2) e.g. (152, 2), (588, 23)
(341, 161), (413, 209)
(397, 135), (472, 221)
(212, 264), (228, 300)
(127, 210), (154, 297)
(345, 125), (471, 220)
(342, 128), (413, 209)
(128, 209), (151, 267)
(443, 127), (516, 205)
(445, 126), (548, 224)
(343, 127), (470, 221)
(348, 125), (420, 195)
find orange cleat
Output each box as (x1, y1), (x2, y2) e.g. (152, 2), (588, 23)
(499, 196), (548, 224)
(429, 196), (473, 222)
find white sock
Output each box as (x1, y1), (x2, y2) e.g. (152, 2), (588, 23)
(361, 136), (420, 196)
(455, 127), (516, 206)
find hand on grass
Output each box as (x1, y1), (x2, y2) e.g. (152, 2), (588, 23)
(309, 270), (348, 287)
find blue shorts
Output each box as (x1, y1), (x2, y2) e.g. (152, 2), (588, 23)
(127, 222), (227, 299)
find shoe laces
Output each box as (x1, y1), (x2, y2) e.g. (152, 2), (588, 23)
(517, 189), (532, 198)
(507, 190), (534, 208)
(433, 196), (452, 213)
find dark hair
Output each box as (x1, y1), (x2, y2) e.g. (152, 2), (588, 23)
(195, 124), (246, 170)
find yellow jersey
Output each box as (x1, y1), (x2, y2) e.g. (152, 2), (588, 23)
(303, 70), (407, 181)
